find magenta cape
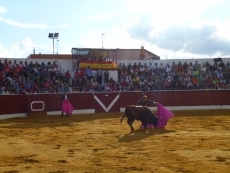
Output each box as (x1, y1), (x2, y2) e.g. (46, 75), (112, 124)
(156, 103), (174, 128)
(62, 99), (74, 114)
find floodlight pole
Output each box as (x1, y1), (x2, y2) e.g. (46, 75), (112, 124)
(53, 38), (55, 55)
(102, 33), (104, 49)
(48, 33), (59, 55)
(57, 39), (59, 54)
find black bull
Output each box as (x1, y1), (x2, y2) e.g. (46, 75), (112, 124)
(119, 105), (158, 134)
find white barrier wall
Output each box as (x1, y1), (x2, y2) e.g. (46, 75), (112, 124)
(117, 57), (230, 67)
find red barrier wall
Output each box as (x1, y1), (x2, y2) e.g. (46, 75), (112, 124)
(0, 90), (230, 117)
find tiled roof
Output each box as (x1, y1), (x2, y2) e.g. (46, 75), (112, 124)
(27, 48), (160, 60)
(28, 54), (72, 59)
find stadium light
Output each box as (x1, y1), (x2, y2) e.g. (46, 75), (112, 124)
(102, 33), (104, 49)
(48, 33), (59, 54)
(57, 39), (60, 54)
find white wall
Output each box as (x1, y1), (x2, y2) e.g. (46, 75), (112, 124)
(117, 57), (230, 67)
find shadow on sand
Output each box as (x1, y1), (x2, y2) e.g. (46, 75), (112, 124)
(117, 128), (175, 143)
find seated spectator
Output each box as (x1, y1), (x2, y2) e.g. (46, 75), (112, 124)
(127, 63), (132, 71)
(214, 69), (223, 79)
(53, 60), (59, 69)
(226, 62), (230, 70)
(220, 80), (226, 89)
(139, 79), (145, 88)
(40, 62), (46, 71)
(159, 63), (165, 74)
(49, 66), (56, 77)
(33, 64), (40, 77)
(96, 68), (103, 84)
(79, 69), (85, 79)
(177, 62), (183, 72)
(104, 70), (109, 84)
(8, 60), (12, 69)
(164, 77), (171, 90)
(109, 77), (116, 86)
(89, 86), (95, 92)
(46, 62), (52, 69)
(3, 60), (10, 73)
(219, 60), (225, 70)
(148, 62), (154, 70)
(104, 83), (111, 92)
(2, 88), (10, 94)
(186, 79), (193, 89)
(91, 77), (98, 87)
(139, 65), (145, 73)
(194, 68), (200, 77)
(143, 63), (148, 69)
(122, 63), (126, 71)
(213, 61), (219, 70)
(132, 75), (140, 86)
(133, 62), (137, 70)
(193, 61), (199, 70)
(138, 62), (142, 69)
(85, 66), (93, 81)
(153, 63), (158, 72)
(119, 71), (126, 82)
(74, 70), (80, 80)
(165, 64), (171, 75)
(134, 66), (139, 76)
(183, 62), (188, 71)
(0, 60), (4, 71)
(191, 76), (198, 89)
(12, 60), (17, 68)
(90, 69), (96, 78)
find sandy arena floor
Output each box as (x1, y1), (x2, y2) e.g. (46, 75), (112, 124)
(0, 110), (230, 173)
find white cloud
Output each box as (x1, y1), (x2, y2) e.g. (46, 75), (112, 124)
(128, 0), (227, 26)
(0, 37), (35, 58)
(0, 17), (47, 29)
(214, 17), (230, 41)
(81, 13), (117, 21)
(54, 24), (70, 28)
(0, 6), (6, 13)
(0, 44), (11, 58)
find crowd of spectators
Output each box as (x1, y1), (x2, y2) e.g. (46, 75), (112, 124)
(117, 59), (230, 91)
(0, 59), (68, 94)
(1, 58), (230, 94)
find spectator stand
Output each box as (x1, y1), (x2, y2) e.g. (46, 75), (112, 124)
(1, 56), (230, 95)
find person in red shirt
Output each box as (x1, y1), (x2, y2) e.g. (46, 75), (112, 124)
(74, 70), (80, 80)
(79, 69), (85, 79)
(65, 70), (71, 79)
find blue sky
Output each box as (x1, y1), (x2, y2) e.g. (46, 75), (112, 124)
(0, 0), (230, 59)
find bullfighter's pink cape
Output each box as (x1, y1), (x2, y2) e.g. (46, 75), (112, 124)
(62, 99), (74, 114)
(156, 103), (174, 128)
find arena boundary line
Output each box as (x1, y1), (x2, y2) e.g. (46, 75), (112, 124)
(120, 105), (229, 112)
(221, 105), (230, 109)
(0, 113), (27, 120)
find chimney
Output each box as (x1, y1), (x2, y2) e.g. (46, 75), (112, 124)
(33, 47), (35, 54)
(140, 46), (145, 59)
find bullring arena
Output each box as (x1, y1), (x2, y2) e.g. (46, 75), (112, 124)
(0, 48), (230, 172)
(0, 110), (230, 173)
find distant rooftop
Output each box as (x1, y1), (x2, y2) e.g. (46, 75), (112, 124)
(27, 46), (160, 61)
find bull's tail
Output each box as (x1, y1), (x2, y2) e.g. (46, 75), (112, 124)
(119, 113), (126, 125)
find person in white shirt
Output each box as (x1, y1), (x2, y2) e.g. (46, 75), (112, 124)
(165, 64), (171, 75)
(104, 84), (111, 92)
(148, 62), (153, 70)
(2, 89), (10, 95)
